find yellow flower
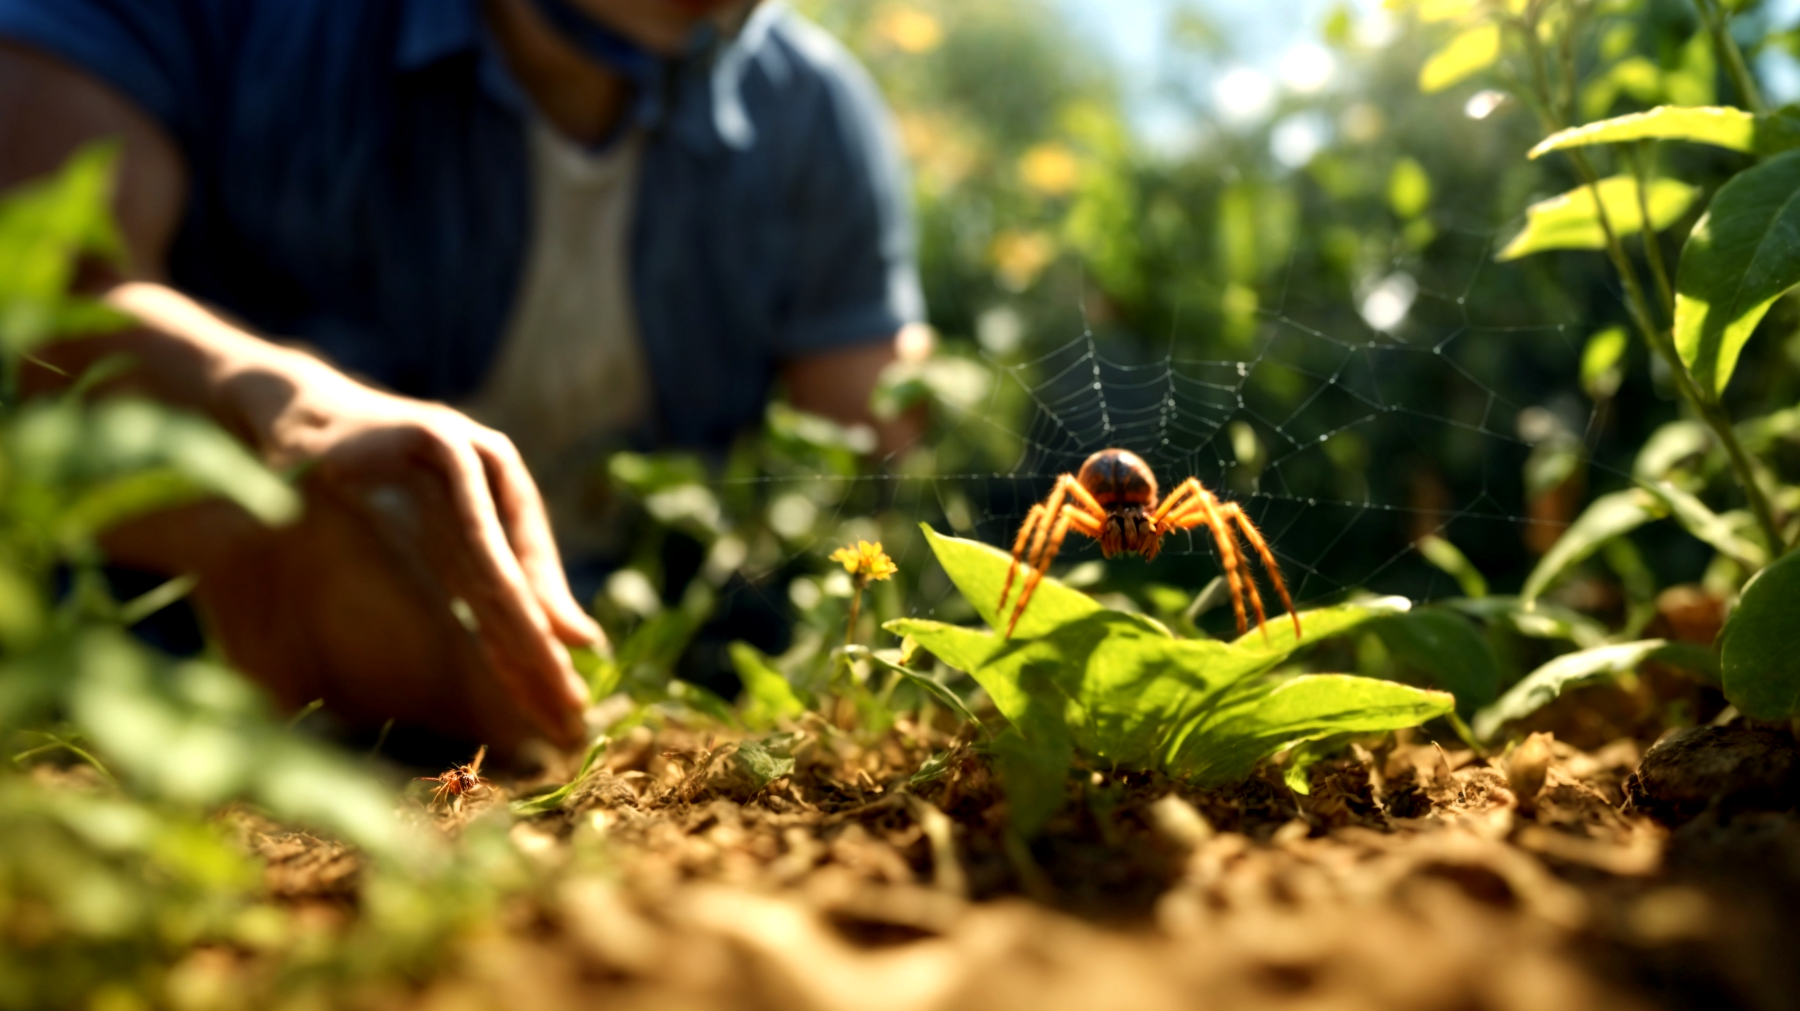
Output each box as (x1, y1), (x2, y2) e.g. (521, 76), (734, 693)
(1019, 143), (1080, 197)
(830, 540), (898, 584)
(875, 6), (943, 54)
(989, 229), (1058, 292)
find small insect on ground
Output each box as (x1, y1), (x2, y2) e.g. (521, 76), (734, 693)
(418, 744), (491, 810)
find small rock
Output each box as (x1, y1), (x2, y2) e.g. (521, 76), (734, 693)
(1625, 724), (1800, 824)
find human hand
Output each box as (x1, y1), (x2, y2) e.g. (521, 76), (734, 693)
(102, 284), (604, 749)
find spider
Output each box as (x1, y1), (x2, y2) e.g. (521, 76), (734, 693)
(997, 448), (1300, 640)
(418, 744), (490, 809)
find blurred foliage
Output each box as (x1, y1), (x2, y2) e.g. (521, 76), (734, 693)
(10, 0), (1800, 1002)
(0, 145), (528, 1010)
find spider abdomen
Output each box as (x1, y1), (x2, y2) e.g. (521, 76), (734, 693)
(1076, 448), (1158, 508)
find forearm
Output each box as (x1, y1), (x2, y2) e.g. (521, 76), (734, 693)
(783, 323), (931, 458)
(28, 281), (337, 464)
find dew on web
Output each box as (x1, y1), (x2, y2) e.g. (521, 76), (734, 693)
(711, 224), (1634, 619)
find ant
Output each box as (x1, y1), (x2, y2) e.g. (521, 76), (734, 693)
(418, 744), (491, 810)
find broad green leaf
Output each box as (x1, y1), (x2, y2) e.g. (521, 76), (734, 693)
(1225, 596), (1413, 665)
(1528, 105), (1800, 158)
(1639, 481), (1767, 569)
(1521, 489), (1665, 605)
(1419, 24), (1501, 94)
(916, 523), (1154, 639)
(1368, 609), (1501, 717)
(1497, 176), (1699, 261)
(730, 641), (807, 729)
(1720, 550), (1800, 719)
(1674, 150), (1800, 397)
(898, 527), (1442, 797)
(1473, 639), (1721, 741)
(1416, 534), (1488, 597)
(988, 727), (1071, 836)
(1172, 675), (1453, 785)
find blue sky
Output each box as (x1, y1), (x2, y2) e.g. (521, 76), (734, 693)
(1053, 0), (1376, 156)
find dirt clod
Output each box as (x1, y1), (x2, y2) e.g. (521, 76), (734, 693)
(1626, 724), (1800, 824)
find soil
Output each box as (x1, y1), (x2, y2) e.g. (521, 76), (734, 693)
(220, 694), (1800, 1011)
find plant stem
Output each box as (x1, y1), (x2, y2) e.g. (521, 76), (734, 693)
(844, 584), (863, 649)
(1516, 12), (1786, 557)
(1695, 0), (1766, 116)
(1627, 143), (1675, 322)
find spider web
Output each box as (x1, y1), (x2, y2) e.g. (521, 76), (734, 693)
(714, 221), (1657, 622)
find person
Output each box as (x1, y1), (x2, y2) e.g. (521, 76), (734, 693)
(0, 0), (926, 752)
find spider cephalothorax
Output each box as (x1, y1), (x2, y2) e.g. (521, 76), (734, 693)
(997, 448), (1299, 640)
(418, 745), (491, 809)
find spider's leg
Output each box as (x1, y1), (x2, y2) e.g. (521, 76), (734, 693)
(1219, 501), (1301, 639)
(1149, 477), (1206, 526)
(1006, 502), (1085, 638)
(1160, 489), (1254, 635)
(999, 503), (1048, 616)
(468, 745), (487, 777)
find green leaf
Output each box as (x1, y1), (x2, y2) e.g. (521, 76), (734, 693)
(988, 726), (1071, 836)
(1497, 176), (1700, 261)
(1473, 639), (1720, 741)
(896, 527), (1444, 799)
(1633, 420), (1712, 482)
(0, 142), (127, 357)
(1674, 150), (1800, 398)
(1639, 481), (1767, 569)
(1368, 609), (1501, 718)
(511, 738), (609, 816)
(1528, 105), (1800, 158)
(729, 641), (808, 729)
(1173, 675), (1453, 786)
(1444, 596), (1609, 648)
(1388, 157), (1433, 219)
(843, 644), (983, 728)
(1720, 550), (1800, 719)
(731, 734), (799, 791)
(1416, 534), (1489, 597)
(568, 643), (620, 700)
(913, 522), (1127, 639)
(1580, 325), (1629, 399)
(1521, 489), (1666, 605)
(1419, 23), (1501, 94)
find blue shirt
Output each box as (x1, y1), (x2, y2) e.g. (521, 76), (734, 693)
(0, 0), (924, 451)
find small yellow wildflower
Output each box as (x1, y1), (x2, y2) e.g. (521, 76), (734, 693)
(875, 6), (943, 54)
(829, 540), (898, 585)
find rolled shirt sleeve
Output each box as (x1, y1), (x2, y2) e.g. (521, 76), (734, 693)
(0, 0), (226, 150)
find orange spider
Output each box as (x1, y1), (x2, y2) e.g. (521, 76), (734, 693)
(998, 448), (1300, 640)
(418, 745), (490, 809)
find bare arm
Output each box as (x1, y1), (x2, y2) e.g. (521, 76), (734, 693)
(782, 323), (931, 458)
(0, 42), (599, 748)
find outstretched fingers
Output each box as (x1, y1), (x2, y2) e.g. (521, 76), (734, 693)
(473, 432), (608, 648)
